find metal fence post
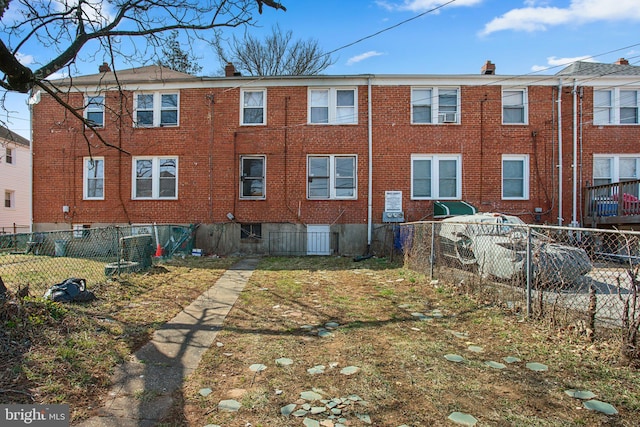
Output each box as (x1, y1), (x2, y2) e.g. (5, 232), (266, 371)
(430, 222), (435, 280)
(526, 226), (532, 317)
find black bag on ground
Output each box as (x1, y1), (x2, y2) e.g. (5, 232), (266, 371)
(45, 278), (96, 303)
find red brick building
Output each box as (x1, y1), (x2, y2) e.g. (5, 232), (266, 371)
(31, 60), (640, 255)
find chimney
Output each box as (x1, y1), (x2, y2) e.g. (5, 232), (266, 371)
(225, 62), (236, 77)
(481, 60), (496, 75)
(615, 58), (629, 65)
(99, 62), (111, 73)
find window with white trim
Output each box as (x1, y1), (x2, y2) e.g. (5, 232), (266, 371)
(411, 154), (461, 199)
(241, 89), (266, 125)
(132, 156), (178, 199)
(411, 87), (459, 124)
(502, 89), (527, 124)
(85, 95), (105, 127)
(240, 156), (266, 199)
(4, 190), (13, 208)
(307, 155), (357, 199)
(309, 88), (357, 124)
(594, 89), (639, 125)
(5, 146), (14, 164)
(502, 155), (529, 199)
(134, 92), (179, 127)
(83, 157), (104, 200)
(593, 155), (640, 185)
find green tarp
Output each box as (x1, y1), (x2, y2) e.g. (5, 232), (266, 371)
(433, 201), (477, 218)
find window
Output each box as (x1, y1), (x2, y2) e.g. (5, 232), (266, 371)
(309, 88), (357, 124)
(134, 92), (179, 127)
(5, 146), (14, 164)
(411, 87), (459, 124)
(4, 190), (13, 208)
(502, 155), (529, 199)
(594, 89), (640, 125)
(132, 156), (178, 199)
(593, 155), (640, 185)
(307, 155), (357, 199)
(73, 224), (91, 238)
(240, 223), (262, 241)
(240, 156), (265, 199)
(241, 89), (266, 125)
(502, 89), (527, 124)
(83, 157), (104, 200)
(411, 154), (461, 199)
(85, 95), (104, 127)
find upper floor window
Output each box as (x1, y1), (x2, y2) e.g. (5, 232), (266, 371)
(83, 157), (104, 200)
(502, 89), (527, 124)
(134, 92), (179, 127)
(309, 88), (357, 124)
(85, 95), (105, 127)
(411, 87), (459, 124)
(594, 89), (639, 125)
(502, 155), (529, 200)
(240, 155), (266, 199)
(308, 155), (357, 199)
(241, 89), (266, 125)
(5, 146), (14, 165)
(593, 155), (640, 185)
(132, 156), (178, 199)
(4, 190), (13, 208)
(411, 154), (461, 199)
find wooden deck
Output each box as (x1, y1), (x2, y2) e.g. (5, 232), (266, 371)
(584, 180), (640, 227)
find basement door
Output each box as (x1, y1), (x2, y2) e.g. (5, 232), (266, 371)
(307, 225), (331, 255)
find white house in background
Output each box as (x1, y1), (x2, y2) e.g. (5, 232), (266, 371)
(0, 126), (31, 233)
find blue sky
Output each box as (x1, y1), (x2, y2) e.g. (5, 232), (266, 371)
(5, 0), (640, 139)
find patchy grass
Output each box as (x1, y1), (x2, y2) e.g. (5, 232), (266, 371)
(171, 256), (639, 427)
(2, 255), (639, 426)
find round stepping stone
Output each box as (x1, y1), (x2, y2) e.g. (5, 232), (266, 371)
(503, 356), (521, 364)
(199, 387), (212, 397)
(444, 354), (465, 363)
(218, 399), (241, 412)
(526, 362), (548, 372)
(249, 364), (266, 372)
(448, 411), (478, 426)
(467, 345), (483, 353)
(325, 322), (340, 329)
(583, 399), (618, 415)
(485, 361), (506, 369)
(276, 357), (293, 366)
(301, 390), (323, 401)
(303, 418), (321, 427)
(340, 366), (361, 375)
(307, 365), (326, 375)
(565, 389), (597, 400)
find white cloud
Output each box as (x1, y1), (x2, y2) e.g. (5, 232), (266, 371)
(377, 0), (483, 12)
(481, 0), (640, 35)
(347, 51), (385, 66)
(531, 55), (595, 72)
(16, 53), (35, 66)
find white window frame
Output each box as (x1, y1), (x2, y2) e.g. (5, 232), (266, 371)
(240, 155), (266, 199)
(83, 157), (105, 200)
(308, 88), (357, 125)
(307, 154), (357, 200)
(5, 146), (14, 165)
(502, 154), (529, 200)
(4, 190), (14, 209)
(593, 154), (640, 185)
(85, 94), (105, 127)
(411, 87), (460, 124)
(241, 89), (266, 125)
(134, 92), (179, 127)
(411, 154), (462, 200)
(132, 156), (179, 200)
(594, 88), (640, 125)
(502, 88), (528, 125)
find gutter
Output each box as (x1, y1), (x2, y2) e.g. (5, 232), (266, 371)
(571, 79), (579, 227)
(367, 76), (373, 250)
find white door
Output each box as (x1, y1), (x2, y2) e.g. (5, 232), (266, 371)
(307, 225), (330, 255)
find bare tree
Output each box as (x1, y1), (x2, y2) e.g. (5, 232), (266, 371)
(214, 24), (335, 76)
(157, 30), (203, 75)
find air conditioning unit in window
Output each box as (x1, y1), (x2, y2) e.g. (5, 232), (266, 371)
(438, 112), (457, 123)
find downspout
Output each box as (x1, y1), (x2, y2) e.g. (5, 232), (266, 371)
(571, 79), (579, 227)
(367, 76), (373, 250)
(557, 79), (563, 226)
(29, 92), (34, 233)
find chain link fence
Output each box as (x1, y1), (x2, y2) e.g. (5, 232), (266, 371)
(0, 224), (196, 297)
(399, 214), (640, 343)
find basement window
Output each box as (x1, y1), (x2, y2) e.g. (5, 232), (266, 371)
(240, 223), (262, 242)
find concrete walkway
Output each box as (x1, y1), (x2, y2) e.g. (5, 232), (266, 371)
(77, 257), (260, 427)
